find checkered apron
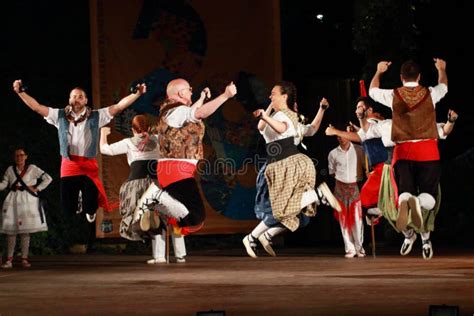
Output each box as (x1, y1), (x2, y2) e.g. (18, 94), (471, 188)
(264, 109), (316, 231)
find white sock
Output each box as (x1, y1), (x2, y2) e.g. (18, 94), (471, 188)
(265, 226), (287, 238)
(301, 190), (317, 208)
(250, 221), (270, 239)
(402, 228), (414, 239)
(418, 193), (436, 211)
(420, 232), (431, 241)
(151, 234), (161, 259)
(398, 192), (412, 207)
(367, 207), (381, 216)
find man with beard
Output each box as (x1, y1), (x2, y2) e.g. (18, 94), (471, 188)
(12, 79), (147, 222)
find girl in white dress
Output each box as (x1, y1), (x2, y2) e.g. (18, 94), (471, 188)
(0, 148), (52, 268)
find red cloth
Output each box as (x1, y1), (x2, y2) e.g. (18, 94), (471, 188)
(334, 199), (362, 235)
(60, 155), (111, 212)
(157, 160), (203, 235)
(393, 139), (439, 162)
(157, 160), (196, 188)
(167, 217), (204, 236)
(359, 80), (367, 97)
(333, 181), (362, 235)
(360, 163), (384, 208)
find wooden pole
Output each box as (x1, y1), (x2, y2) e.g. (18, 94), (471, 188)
(371, 219), (376, 258)
(166, 224), (170, 264)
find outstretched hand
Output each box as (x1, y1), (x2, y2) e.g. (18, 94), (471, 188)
(13, 80), (24, 94)
(201, 87), (211, 100)
(320, 97), (329, 110)
(433, 58), (446, 71)
(101, 127), (111, 136)
(376, 61), (392, 74)
(253, 109), (265, 119)
(132, 83), (147, 95)
(224, 82), (237, 98)
(325, 124), (337, 136)
(448, 109), (458, 122)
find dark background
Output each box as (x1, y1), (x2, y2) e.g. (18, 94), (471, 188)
(1, 0), (473, 253)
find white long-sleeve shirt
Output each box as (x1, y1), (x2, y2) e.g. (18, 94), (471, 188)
(100, 135), (159, 165)
(328, 143), (364, 184)
(368, 82), (448, 109)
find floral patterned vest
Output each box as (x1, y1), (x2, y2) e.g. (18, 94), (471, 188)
(158, 100), (205, 159)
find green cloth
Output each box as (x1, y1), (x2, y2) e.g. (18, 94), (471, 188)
(378, 164), (441, 233)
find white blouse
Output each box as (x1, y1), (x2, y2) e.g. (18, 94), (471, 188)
(260, 111), (297, 143)
(100, 135), (159, 165)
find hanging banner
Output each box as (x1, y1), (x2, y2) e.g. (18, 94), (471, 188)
(90, 0), (282, 237)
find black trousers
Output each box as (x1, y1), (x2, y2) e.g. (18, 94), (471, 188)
(60, 175), (99, 216)
(164, 178), (205, 227)
(394, 160), (441, 198)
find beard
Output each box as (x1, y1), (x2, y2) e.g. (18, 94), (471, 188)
(356, 110), (367, 120)
(70, 102), (86, 113)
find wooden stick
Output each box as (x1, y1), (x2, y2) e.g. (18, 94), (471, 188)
(166, 224), (170, 264)
(371, 219), (376, 258)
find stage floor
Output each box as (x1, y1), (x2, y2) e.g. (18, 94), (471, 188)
(1, 248), (473, 315)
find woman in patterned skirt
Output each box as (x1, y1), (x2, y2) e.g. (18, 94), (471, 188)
(243, 81), (340, 258)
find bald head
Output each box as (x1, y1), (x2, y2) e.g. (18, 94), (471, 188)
(166, 78), (193, 105)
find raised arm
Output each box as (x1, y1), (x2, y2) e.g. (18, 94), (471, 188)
(194, 82), (237, 119)
(107, 83), (147, 117)
(256, 102), (273, 131)
(442, 109), (458, 136)
(100, 127), (111, 151)
(434, 58), (447, 86)
(253, 109), (288, 134)
(305, 97), (328, 136)
(100, 127), (128, 156)
(369, 61), (392, 90)
(190, 87), (211, 111)
(13, 80), (49, 117)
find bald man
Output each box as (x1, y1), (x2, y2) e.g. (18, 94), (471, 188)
(136, 78), (237, 239)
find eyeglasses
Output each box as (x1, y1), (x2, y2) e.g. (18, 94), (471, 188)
(180, 87), (193, 94)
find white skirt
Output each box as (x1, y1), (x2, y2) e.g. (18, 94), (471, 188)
(1, 190), (48, 234)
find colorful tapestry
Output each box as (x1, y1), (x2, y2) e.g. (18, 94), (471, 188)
(90, 0), (282, 237)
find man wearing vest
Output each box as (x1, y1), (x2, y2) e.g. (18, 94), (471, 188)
(136, 78), (237, 236)
(12, 79), (147, 222)
(369, 59), (448, 259)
